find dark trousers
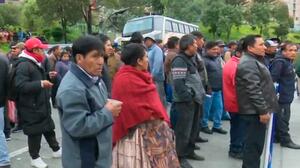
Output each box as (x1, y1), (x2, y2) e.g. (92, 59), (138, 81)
(174, 101), (201, 158)
(3, 106), (11, 137)
(275, 103), (291, 144)
(229, 113), (246, 154)
(240, 115), (266, 168)
(28, 130), (60, 159)
(51, 81), (59, 106)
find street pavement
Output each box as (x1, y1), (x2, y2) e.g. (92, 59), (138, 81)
(7, 98), (300, 168)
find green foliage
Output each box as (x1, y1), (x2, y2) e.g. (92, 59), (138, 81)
(245, 2), (273, 35)
(272, 1), (291, 40)
(51, 27), (64, 42)
(163, 0), (202, 23)
(201, 0), (244, 39)
(21, 0), (48, 32)
(224, 0), (248, 6)
(0, 3), (21, 26)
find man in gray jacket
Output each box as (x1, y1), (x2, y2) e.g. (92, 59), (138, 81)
(56, 35), (122, 168)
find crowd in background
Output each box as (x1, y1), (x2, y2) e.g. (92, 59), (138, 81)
(1, 30), (300, 168)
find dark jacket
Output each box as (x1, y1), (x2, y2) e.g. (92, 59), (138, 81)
(15, 56), (54, 135)
(270, 55), (295, 104)
(0, 55), (9, 107)
(264, 53), (276, 67)
(236, 53), (278, 115)
(171, 52), (205, 104)
(203, 55), (223, 91)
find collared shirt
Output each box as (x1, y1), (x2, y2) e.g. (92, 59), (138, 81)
(147, 44), (165, 82)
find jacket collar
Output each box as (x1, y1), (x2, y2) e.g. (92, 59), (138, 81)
(69, 63), (98, 88)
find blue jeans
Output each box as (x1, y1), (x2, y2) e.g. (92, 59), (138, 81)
(0, 107), (10, 166)
(202, 91), (223, 128)
(229, 113), (246, 154)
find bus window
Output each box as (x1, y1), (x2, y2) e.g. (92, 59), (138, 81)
(184, 25), (190, 33)
(172, 22), (179, 32)
(123, 17), (153, 37)
(179, 24), (184, 33)
(165, 20), (172, 32)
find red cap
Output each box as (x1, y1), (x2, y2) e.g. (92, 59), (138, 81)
(25, 37), (48, 51)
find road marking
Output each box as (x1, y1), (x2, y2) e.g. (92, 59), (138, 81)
(9, 147), (28, 158)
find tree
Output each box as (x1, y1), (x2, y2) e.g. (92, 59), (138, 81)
(274, 24), (289, 40)
(273, 1), (291, 39)
(0, 3), (21, 26)
(224, 0), (248, 6)
(36, 0), (84, 43)
(218, 4), (243, 40)
(162, 0), (202, 23)
(245, 2), (273, 35)
(21, 0), (50, 32)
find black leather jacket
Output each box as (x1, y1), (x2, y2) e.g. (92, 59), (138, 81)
(236, 52), (279, 115)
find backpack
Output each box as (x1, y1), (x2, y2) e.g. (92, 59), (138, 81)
(7, 58), (33, 101)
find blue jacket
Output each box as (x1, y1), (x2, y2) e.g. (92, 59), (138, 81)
(56, 63), (113, 168)
(270, 55), (295, 104)
(147, 44), (165, 82)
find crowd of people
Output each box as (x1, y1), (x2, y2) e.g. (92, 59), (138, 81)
(1, 30), (300, 168)
(0, 28), (32, 44)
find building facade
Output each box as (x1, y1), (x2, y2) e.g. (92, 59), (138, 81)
(282, 0), (300, 31)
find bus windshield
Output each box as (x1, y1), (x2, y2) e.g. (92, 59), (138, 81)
(123, 17), (153, 37)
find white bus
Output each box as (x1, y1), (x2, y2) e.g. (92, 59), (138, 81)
(121, 15), (199, 44)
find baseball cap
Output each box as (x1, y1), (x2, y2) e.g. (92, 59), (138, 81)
(265, 40), (278, 47)
(216, 40), (225, 47)
(144, 36), (156, 42)
(25, 37), (48, 51)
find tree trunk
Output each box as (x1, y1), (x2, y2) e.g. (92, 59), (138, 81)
(86, 4), (93, 34)
(260, 25), (263, 35)
(61, 18), (67, 44)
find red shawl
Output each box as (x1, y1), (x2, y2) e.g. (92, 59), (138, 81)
(112, 65), (170, 144)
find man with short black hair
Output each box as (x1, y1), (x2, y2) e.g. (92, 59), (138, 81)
(171, 34), (205, 168)
(270, 42), (300, 149)
(236, 35), (278, 168)
(56, 35), (122, 168)
(201, 41), (227, 135)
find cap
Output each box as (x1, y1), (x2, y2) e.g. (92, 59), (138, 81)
(265, 40), (278, 47)
(144, 36), (156, 42)
(25, 37), (48, 51)
(216, 40), (225, 47)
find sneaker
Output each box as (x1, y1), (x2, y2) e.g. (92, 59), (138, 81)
(31, 157), (48, 168)
(11, 126), (22, 133)
(201, 127), (213, 134)
(212, 127), (228, 134)
(179, 158), (193, 168)
(5, 134), (11, 141)
(52, 148), (62, 158)
(186, 152), (205, 161)
(229, 151), (243, 160)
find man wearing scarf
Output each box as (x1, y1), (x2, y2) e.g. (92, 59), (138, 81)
(15, 38), (61, 168)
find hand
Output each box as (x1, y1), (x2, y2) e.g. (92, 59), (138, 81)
(105, 99), (122, 117)
(41, 80), (53, 89)
(49, 71), (57, 79)
(259, 113), (271, 124)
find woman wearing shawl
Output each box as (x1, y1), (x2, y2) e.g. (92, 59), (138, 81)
(112, 43), (179, 168)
